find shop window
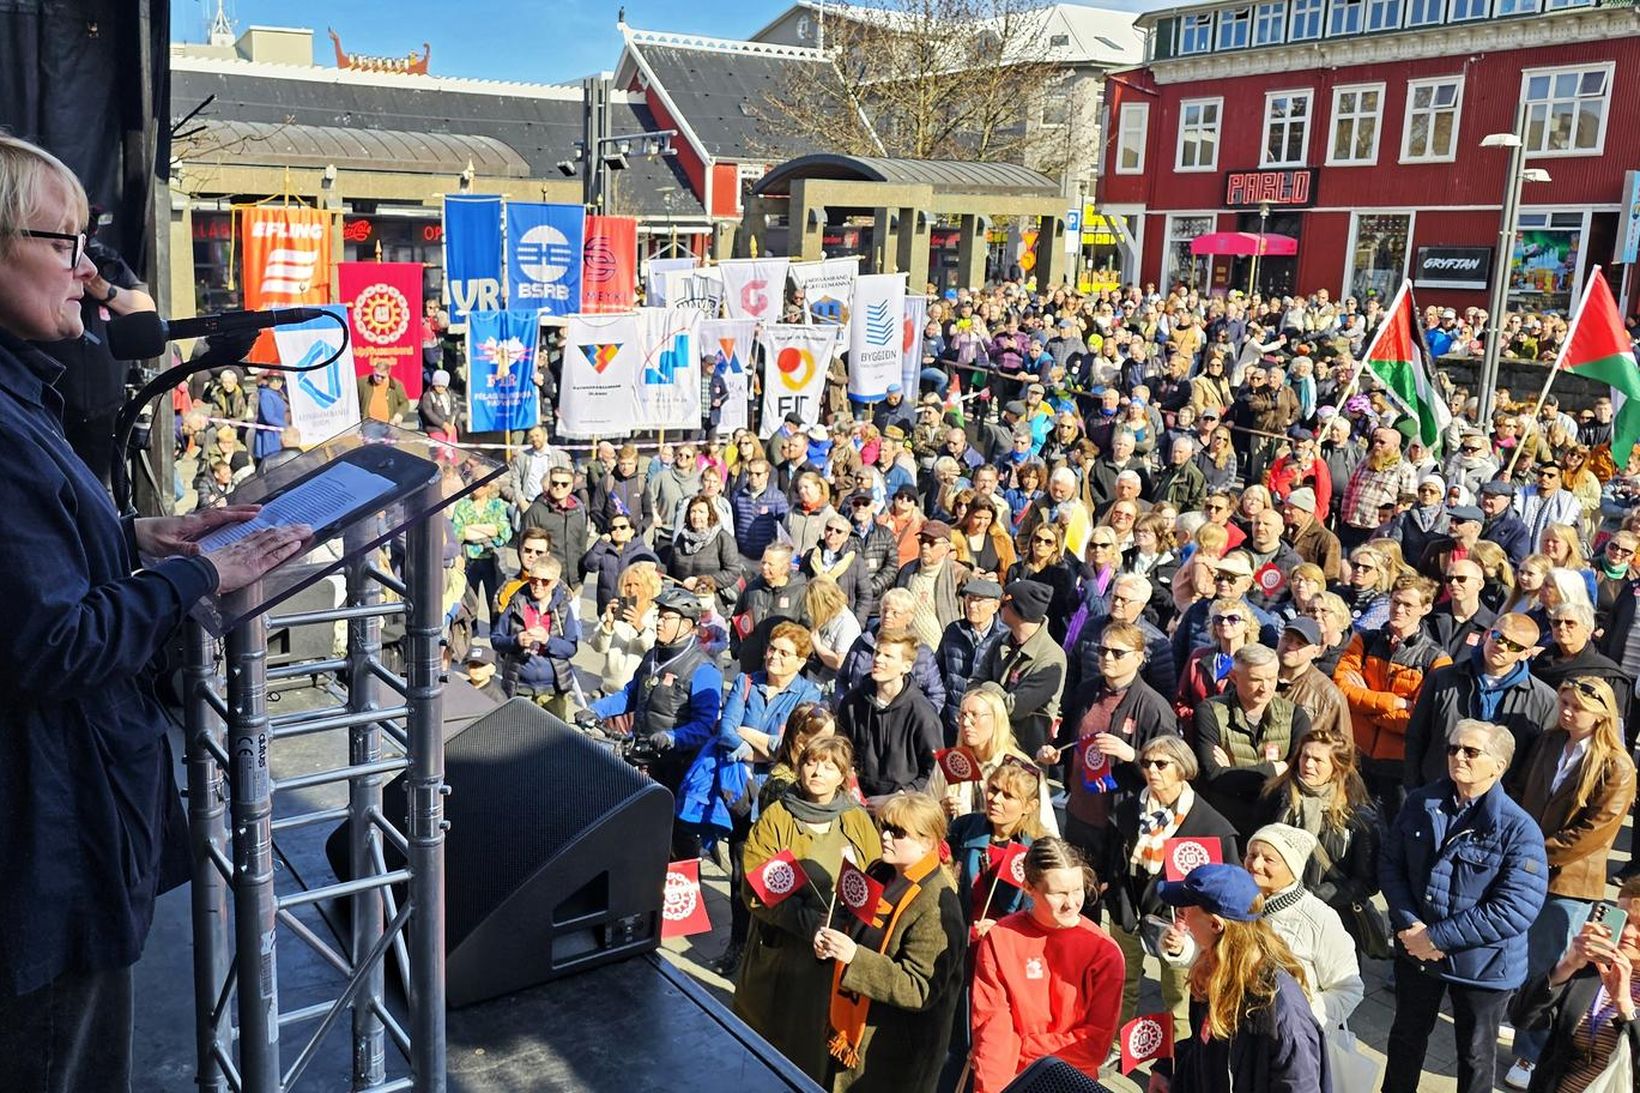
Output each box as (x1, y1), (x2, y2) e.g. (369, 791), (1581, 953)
(1346, 212), (1411, 304)
(1164, 214), (1216, 290)
(1510, 211), (1584, 314)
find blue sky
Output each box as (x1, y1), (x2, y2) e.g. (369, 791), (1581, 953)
(172, 0), (1164, 85)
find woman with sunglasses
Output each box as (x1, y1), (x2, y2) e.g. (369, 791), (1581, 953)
(490, 555), (582, 717)
(1104, 734), (1239, 1041)
(1505, 676), (1638, 1088)
(812, 792), (967, 1093)
(969, 839), (1126, 1092)
(1173, 598), (1251, 731)
(1004, 521), (1079, 645)
(931, 684), (1057, 830)
(737, 736), (880, 1083)
(1334, 545), (1393, 633)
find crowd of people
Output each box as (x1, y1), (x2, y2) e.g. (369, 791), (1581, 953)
(343, 274), (1640, 1093)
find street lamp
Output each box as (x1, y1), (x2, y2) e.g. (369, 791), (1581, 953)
(1248, 200), (1271, 295)
(1476, 126), (1551, 422)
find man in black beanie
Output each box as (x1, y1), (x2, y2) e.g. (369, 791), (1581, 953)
(977, 579), (1067, 754)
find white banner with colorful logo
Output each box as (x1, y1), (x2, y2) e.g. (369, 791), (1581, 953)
(718, 257), (789, 321)
(636, 307), (703, 429)
(272, 305), (361, 445)
(789, 256), (858, 325)
(848, 273), (907, 403)
(702, 318), (757, 434)
(465, 310), (541, 432)
(902, 295), (929, 396)
(560, 312), (644, 437)
(759, 323), (837, 435)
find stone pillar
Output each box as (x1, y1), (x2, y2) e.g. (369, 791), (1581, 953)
(1035, 215), (1066, 291)
(869, 206), (901, 275)
(788, 180), (825, 261)
(712, 220), (737, 261)
(739, 196), (772, 258)
(897, 207), (930, 292)
(955, 214), (989, 292)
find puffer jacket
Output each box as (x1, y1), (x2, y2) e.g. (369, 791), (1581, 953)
(1380, 778), (1548, 989)
(1332, 627), (1450, 762)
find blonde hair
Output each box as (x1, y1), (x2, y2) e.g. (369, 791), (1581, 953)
(1469, 540), (1514, 590)
(1194, 522), (1229, 558)
(1312, 591), (1352, 635)
(1190, 917), (1309, 1039)
(985, 763), (1046, 841)
(1349, 547), (1393, 594)
(1365, 537), (1411, 579)
(804, 575), (849, 629)
(618, 560), (663, 605)
(959, 685), (1018, 763)
(0, 134), (88, 258)
(1557, 677), (1635, 816)
(1542, 523), (1587, 569)
(875, 792), (957, 881)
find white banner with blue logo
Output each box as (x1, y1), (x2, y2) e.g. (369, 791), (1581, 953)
(636, 307), (703, 430)
(702, 318), (756, 434)
(465, 310), (541, 432)
(506, 202), (583, 315)
(442, 194), (504, 319)
(848, 273), (907, 402)
(273, 305), (361, 444)
(790, 256), (858, 325)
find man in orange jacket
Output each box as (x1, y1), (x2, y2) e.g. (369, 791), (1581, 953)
(1333, 574), (1450, 822)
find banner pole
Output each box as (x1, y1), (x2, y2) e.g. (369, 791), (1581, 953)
(1503, 266), (1600, 480)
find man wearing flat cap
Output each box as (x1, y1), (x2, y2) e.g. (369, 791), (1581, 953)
(976, 579), (1066, 755)
(934, 579), (1007, 738)
(1282, 487), (1342, 580)
(1477, 480), (1531, 567)
(1402, 611), (1556, 789)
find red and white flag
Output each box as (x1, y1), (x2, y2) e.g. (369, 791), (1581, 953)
(834, 857), (885, 928)
(1120, 1013), (1174, 1072)
(987, 841), (1029, 891)
(1162, 836), (1223, 882)
(746, 849), (809, 907)
(660, 859), (712, 939)
(935, 746), (982, 784)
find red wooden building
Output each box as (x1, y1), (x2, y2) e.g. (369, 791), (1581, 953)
(1097, 1), (1640, 315)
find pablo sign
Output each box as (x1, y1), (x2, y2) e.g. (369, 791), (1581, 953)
(1224, 168), (1317, 209)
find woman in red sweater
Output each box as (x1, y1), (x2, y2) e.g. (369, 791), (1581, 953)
(969, 838), (1125, 1092)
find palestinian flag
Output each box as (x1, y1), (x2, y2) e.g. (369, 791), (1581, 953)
(1558, 267), (1640, 466)
(1359, 280), (1451, 451)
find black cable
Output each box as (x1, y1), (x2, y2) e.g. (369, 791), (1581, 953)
(112, 312), (352, 517)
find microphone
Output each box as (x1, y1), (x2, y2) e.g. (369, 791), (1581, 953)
(107, 307), (329, 360)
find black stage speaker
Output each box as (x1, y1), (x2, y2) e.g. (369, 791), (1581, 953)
(328, 698), (675, 1007)
(999, 1057), (1114, 1093)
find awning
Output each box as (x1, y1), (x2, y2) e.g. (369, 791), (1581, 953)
(1190, 231), (1298, 257)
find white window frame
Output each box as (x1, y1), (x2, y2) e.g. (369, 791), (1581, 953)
(1406, 0), (1445, 24)
(1545, 0), (1594, 8)
(1448, 0), (1489, 20)
(1495, 0), (1539, 12)
(1365, 0), (1402, 29)
(1115, 102), (1149, 175)
(1179, 13), (1213, 53)
(1342, 209), (1416, 304)
(1260, 88), (1314, 168)
(1520, 61), (1615, 158)
(1399, 74), (1465, 164)
(1217, 7), (1252, 48)
(1176, 97), (1224, 172)
(1327, 82), (1385, 167)
(1328, 0), (1365, 34)
(1253, 0), (1287, 43)
(1290, 0), (1324, 39)
(1162, 212), (1218, 290)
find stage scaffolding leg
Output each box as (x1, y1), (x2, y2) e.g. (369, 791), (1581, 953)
(184, 502), (449, 1091)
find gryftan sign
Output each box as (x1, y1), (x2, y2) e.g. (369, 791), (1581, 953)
(1224, 168), (1318, 209)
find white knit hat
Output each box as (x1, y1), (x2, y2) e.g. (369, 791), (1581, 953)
(1249, 823), (1317, 884)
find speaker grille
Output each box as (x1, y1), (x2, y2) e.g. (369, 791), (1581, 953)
(999, 1057), (1113, 1093)
(445, 700), (654, 946)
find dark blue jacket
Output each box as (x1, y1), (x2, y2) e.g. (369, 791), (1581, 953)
(577, 536), (659, 615)
(1173, 971), (1328, 1093)
(933, 618), (1006, 738)
(835, 630), (946, 715)
(490, 582), (581, 693)
(1481, 511), (1532, 567)
(1380, 778), (1548, 989)
(0, 332), (218, 995)
(730, 484), (789, 562)
(947, 813), (1034, 924)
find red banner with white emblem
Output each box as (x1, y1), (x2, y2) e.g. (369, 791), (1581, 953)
(338, 262), (425, 399)
(660, 859), (712, 939)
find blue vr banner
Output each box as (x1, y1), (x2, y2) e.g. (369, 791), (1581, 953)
(506, 202), (584, 315)
(466, 310), (541, 432)
(443, 194), (504, 318)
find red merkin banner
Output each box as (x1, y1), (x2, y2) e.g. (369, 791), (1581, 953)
(747, 849), (810, 907)
(934, 745), (982, 784)
(987, 841), (1029, 891)
(581, 215), (638, 314)
(1162, 836), (1224, 882)
(338, 262), (425, 399)
(834, 857), (885, 928)
(661, 859), (712, 939)
(1120, 1013), (1175, 1072)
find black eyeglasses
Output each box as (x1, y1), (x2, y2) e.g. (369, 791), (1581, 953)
(19, 228), (85, 269)
(1097, 645), (1138, 659)
(1140, 758), (1174, 770)
(1211, 614), (1245, 625)
(879, 823), (909, 839)
(1569, 679), (1609, 700)
(610, 523), (632, 532)
(1446, 744), (1486, 760)
(549, 479), (573, 489)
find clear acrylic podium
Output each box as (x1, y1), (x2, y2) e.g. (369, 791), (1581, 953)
(181, 424), (503, 1091)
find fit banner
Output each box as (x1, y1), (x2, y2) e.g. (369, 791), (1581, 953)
(644, 257), (697, 307)
(902, 295), (929, 396)
(636, 307), (703, 429)
(718, 256), (788, 321)
(758, 323), (837, 435)
(505, 202), (583, 316)
(581, 215), (638, 313)
(442, 194), (504, 319)
(702, 317), (756, 434)
(789, 256), (857, 325)
(338, 262), (424, 399)
(847, 273), (906, 403)
(272, 305), (361, 444)
(560, 312), (644, 437)
(465, 310), (541, 433)
(239, 204), (333, 363)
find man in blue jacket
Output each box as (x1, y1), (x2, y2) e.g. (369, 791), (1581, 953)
(1478, 480), (1531, 567)
(1380, 717), (1548, 1093)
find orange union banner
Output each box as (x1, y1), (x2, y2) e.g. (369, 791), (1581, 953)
(239, 205), (334, 362)
(581, 215), (637, 314)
